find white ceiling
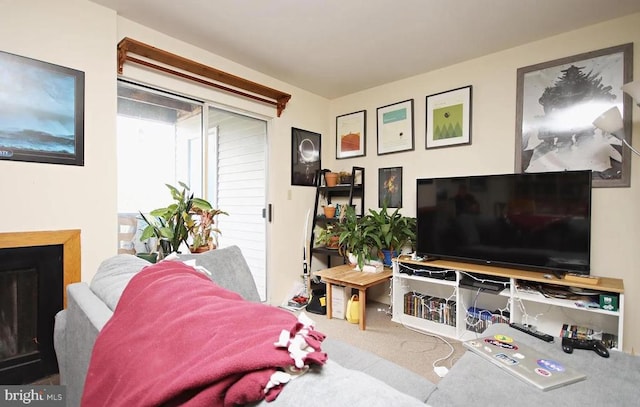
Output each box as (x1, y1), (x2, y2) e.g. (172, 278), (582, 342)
(90, 0), (640, 99)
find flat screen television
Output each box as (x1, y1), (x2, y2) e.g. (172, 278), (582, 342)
(416, 170), (592, 276)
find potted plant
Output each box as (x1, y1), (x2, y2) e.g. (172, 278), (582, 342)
(314, 223), (341, 249)
(190, 207), (228, 252)
(139, 182), (217, 255)
(338, 205), (380, 270)
(367, 203), (417, 266)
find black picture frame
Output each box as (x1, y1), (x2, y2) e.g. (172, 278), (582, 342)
(515, 43), (633, 188)
(336, 110), (366, 159)
(425, 85), (472, 149)
(378, 166), (403, 208)
(376, 99), (414, 155)
(0, 50), (85, 166)
(291, 127), (321, 186)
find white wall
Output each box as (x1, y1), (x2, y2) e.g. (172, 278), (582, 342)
(0, 0), (118, 281)
(327, 13), (640, 353)
(0, 0), (327, 309)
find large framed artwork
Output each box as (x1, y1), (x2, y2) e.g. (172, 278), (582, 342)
(291, 127), (321, 186)
(336, 110), (366, 159)
(376, 99), (414, 155)
(515, 43), (633, 187)
(425, 85), (472, 149)
(0, 50), (85, 166)
(378, 166), (402, 208)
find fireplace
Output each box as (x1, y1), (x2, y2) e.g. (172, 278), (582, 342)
(0, 230), (80, 384)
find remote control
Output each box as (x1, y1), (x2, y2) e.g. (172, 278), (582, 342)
(509, 322), (554, 342)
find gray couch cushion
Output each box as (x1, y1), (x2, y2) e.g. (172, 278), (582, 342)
(428, 323), (640, 406)
(89, 254), (149, 311)
(89, 246), (261, 310)
(252, 360), (429, 407)
(322, 337), (436, 402)
(177, 246), (261, 302)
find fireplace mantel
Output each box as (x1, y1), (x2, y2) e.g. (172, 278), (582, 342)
(0, 229), (81, 307)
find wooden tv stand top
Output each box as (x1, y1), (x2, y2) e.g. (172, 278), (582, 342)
(395, 256), (624, 294)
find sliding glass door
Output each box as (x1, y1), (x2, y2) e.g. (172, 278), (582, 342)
(116, 81), (267, 299)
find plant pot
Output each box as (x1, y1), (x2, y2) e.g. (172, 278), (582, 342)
(327, 236), (340, 249)
(136, 252), (158, 263)
(325, 172), (339, 187)
(323, 205), (336, 218)
(340, 175), (353, 184)
(381, 249), (398, 266)
(190, 245), (213, 254)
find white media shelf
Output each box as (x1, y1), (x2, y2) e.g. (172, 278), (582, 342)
(391, 257), (624, 350)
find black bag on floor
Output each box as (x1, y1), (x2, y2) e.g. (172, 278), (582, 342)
(306, 288), (327, 315)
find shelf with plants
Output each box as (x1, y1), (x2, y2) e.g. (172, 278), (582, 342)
(309, 167), (365, 270)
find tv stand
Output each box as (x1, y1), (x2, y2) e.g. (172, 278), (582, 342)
(392, 257), (624, 350)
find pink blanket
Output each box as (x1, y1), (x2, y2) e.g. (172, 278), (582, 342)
(82, 261), (327, 406)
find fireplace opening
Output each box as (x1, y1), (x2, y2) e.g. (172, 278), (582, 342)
(0, 245), (63, 384)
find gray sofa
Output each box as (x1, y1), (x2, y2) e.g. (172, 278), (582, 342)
(54, 246), (640, 406)
(53, 246), (435, 406)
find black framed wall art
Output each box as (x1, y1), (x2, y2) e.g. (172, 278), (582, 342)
(336, 110), (366, 159)
(515, 43), (633, 187)
(378, 166), (402, 208)
(0, 50), (85, 166)
(425, 85), (472, 149)
(377, 99), (414, 155)
(291, 127), (321, 186)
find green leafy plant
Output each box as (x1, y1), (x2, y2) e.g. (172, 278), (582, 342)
(139, 182), (216, 254)
(314, 223), (342, 248)
(366, 203), (416, 258)
(338, 205), (379, 269)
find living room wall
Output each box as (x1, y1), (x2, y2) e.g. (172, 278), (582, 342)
(0, 0), (330, 307)
(326, 13), (640, 353)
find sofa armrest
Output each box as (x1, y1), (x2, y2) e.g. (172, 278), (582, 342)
(55, 283), (114, 407)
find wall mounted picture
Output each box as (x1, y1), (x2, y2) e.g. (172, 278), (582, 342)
(425, 85), (472, 149)
(291, 127), (321, 186)
(378, 166), (402, 208)
(377, 99), (414, 155)
(0, 50), (85, 166)
(336, 110), (366, 159)
(515, 43), (633, 188)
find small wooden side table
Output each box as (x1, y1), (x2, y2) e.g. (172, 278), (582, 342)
(314, 264), (392, 330)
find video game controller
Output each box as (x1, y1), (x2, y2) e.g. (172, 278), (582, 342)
(561, 337), (610, 358)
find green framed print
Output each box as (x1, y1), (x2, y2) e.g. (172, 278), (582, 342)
(425, 85), (472, 149)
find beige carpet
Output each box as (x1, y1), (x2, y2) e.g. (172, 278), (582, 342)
(309, 300), (467, 384)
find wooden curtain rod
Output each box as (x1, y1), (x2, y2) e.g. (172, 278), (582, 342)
(117, 37), (291, 117)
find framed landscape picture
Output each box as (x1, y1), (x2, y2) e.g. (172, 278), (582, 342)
(425, 86), (472, 149)
(336, 110), (366, 159)
(0, 50), (85, 166)
(515, 43), (633, 188)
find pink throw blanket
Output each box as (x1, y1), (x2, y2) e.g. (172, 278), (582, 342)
(82, 261), (327, 406)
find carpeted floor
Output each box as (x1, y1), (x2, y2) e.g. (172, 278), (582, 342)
(309, 300), (467, 384)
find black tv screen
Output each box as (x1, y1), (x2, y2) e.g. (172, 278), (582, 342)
(416, 171), (592, 275)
